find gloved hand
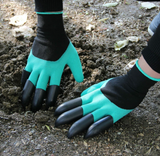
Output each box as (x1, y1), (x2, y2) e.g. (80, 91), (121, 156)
(21, 13), (84, 112)
(55, 60), (159, 138)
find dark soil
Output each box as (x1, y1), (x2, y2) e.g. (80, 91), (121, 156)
(0, 0), (160, 155)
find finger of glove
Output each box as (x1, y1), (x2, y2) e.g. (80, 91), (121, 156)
(67, 114), (94, 139)
(67, 105), (113, 138)
(67, 43), (84, 83)
(91, 106), (110, 122)
(81, 80), (108, 96)
(46, 85), (60, 108)
(55, 106), (83, 127)
(31, 73), (49, 112)
(84, 116), (113, 139)
(36, 72), (49, 90)
(46, 73), (62, 109)
(31, 89), (46, 112)
(82, 100), (103, 116)
(21, 69), (30, 87)
(49, 72), (62, 87)
(28, 70), (39, 86)
(21, 79), (35, 108)
(82, 92), (133, 124)
(55, 96), (96, 126)
(21, 70), (38, 108)
(54, 97), (82, 116)
(81, 89), (98, 106)
(55, 89), (96, 117)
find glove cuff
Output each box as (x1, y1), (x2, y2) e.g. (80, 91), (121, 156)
(142, 24), (160, 73)
(35, 0), (63, 12)
(136, 60), (160, 82)
(101, 64), (156, 109)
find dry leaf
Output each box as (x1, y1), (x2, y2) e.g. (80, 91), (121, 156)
(9, 14), (27, 26)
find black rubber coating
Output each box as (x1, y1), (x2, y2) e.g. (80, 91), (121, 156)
(55, 106), (83, 127)
(54, 97), (82, 116)
(67, 114), (94, 139)
(46, 85), (60, 108)
(21, 80), (35, 107)
(31, 89), (46, 112)
(84, 116), (113, 139)
(21, 69), (30, 87)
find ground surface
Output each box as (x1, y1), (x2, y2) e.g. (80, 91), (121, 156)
(0, 0), (160, 155)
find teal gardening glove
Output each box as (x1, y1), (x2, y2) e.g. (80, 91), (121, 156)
(55, 60), (160, 138)
(21, 12), (83, 112)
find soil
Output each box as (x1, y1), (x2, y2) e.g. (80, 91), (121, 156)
(0, 0), (160, 155)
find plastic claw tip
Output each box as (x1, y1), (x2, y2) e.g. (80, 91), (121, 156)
(54, 97), (82, 116)
(55, 106), (83, 127)
(84, 116), (113, 139)
(67, 114), (94, 139)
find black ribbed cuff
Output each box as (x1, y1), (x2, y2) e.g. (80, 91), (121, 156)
(142, 24), (160, 73)
(35, 0), (63, 12)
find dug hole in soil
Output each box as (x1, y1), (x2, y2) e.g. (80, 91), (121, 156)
(0, 0), (160, 155)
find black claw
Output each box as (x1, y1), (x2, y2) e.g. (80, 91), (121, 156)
(55, 107), (83, 127)
(31, 89), (46, 112)
(46, 85), (60, 108)
(21, 80), (35, 107)
(67, 114), (94, 139)
(54, 97), (82, 116)
(21, 69), (30, 87)
(84, 116), (113, 139)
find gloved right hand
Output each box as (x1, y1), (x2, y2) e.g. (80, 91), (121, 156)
(21, 13), (84, 112)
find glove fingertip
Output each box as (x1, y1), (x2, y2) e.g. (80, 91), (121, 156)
(55, 106), (83, 127)
(67, 114), (94, 138)
(31, 89), (46, 113)
(85, 116), (113, 139)
(81, 91), (86, 96)
(75, 74), (84, 83)
(80, 87), (95, 96)
(21, 80), (35, 107)
(46, 85), (60, 108)
(21, 69), (31, 87)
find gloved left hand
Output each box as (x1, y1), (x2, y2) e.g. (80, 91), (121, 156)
(55, 61), (159, 138)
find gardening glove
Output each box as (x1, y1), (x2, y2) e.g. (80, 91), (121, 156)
(21, 12), (83, 112)
(55, 60), (160, 138)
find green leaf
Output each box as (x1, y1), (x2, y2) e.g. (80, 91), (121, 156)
(45, 125), (50, 131)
